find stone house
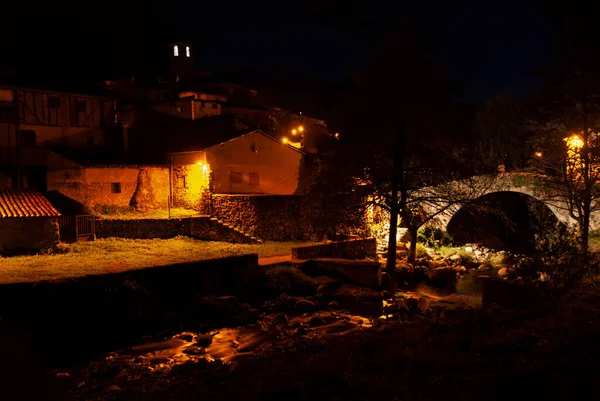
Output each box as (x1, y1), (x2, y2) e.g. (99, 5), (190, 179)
(170, 129), (304, 212)
(0, 189), (60, 254)
(46, 148), (169, 213)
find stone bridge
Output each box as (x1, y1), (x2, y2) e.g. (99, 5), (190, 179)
(420, 172), (600, 232)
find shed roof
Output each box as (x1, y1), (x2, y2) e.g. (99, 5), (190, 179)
(0, 189), (61, 218)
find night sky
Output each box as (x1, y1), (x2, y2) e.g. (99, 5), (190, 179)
(3, 0), (560, 103)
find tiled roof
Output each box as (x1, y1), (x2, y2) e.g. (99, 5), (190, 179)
(0, 189), (61, 218)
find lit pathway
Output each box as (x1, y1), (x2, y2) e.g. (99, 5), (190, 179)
(258, 254), (292, 266)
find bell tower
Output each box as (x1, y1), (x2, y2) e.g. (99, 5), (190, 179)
(169, 42), (193, 76)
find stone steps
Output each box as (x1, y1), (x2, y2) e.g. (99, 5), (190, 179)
(209, 217), (262, 244)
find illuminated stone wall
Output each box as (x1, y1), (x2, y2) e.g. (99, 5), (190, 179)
(171, 163), (211, 213)
(211, 194), (370, 241)
(47, 166), (169, 213)
(0, 217), (59, 255)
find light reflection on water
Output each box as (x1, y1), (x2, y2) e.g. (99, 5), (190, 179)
(108, 311), (373, 372)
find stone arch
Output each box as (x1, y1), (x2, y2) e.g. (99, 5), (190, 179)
(425, 173), (580, 232)
(445, 191), (565, 253)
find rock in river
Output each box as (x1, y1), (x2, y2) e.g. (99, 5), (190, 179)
(295, 299), (316, 314)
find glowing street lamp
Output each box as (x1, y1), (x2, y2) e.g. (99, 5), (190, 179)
(565, 134), (584, 150)
(298, 126), (304, 133)
(282, 137), (289, 144)
(291, 129), (297, 135)
(535, 151), (543, 158)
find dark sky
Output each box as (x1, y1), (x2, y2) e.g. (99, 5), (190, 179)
(3, 0), (559, 103)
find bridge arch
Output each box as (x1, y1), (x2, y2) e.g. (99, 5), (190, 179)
(425, 173), (581, 232)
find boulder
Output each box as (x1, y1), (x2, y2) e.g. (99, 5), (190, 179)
(448, 254), (463, 265)
(274, 312), (289, 324)
(195, 334), (213, 347)
(404, 297), (418, 311)
(478, 264), (491, 271)
(498, 267), (509, 277)
(294, 299), (316, 314)
(428, 267), (458, 284)
(417, 297), (430, 313)
(464, 246), (473, 253)
(308, 315), (326, 327)
(380, 272), (394, 292)
(427, 259), (447, 270)
(453, 266), (467, 273)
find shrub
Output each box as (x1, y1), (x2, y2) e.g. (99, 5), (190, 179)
(417, 226), (452, 247)
(520, 225), (591, 294)
(264, 265), (317, 296)
(415, 243), (429, 259)
(437, 246), (474, 265)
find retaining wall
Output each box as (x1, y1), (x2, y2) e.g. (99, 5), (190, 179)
(292, 238), (377, 260)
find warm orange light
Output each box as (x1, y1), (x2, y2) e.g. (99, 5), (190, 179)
(565, 134), (584, 149)
(291, 129), (297, 135)
(197, 162), (203, 166)
(535, 151), (543, 158)
(298, 126), (304, 133)
(282, 137), (288, 144)
(334, 132), (340, 139)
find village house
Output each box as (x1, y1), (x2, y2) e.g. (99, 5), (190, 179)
(0, 85), (120, 190)
(0, 188), (60, 254)
(46, 147), (169, 214)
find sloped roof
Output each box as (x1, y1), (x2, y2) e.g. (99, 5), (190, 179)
(0, 189), (61, 218)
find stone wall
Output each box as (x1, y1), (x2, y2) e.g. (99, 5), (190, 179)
(172, 164), (211, 213)
(211, 194), (370, 241)
(0, 217), (59, 255)
(96, 216), (255, 243)
(291, 238), (377, 260)
(48, 166), (169, 213)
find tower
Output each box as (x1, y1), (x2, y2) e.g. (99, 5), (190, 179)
(169, 42), (193, 76)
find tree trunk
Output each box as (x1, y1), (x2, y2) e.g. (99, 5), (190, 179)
(407, 226), (418, 265)
(581, 200), (591, 260)
(385, 152), (401, 283)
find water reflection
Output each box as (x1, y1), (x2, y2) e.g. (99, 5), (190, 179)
(108, 311), (373, 372)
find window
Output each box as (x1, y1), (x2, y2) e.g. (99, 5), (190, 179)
(186, 46), (190, 57)
(212, 103), (218, 110)
(229, 171), (243, 188)
(76, 100), (87, 113)
(173, 45), (179, 56)
(20, 130), (36, 148)
(249, 172), (259, 186)
(111, 183), (122, 194)
(201, 102), (205, 109)
(48, 96), (60, 108)
(177, 176), (187, 188)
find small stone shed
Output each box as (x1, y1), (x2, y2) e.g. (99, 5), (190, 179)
(0, 189), (61, 255)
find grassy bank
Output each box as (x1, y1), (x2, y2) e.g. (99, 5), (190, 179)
(0, 238), (311, 284)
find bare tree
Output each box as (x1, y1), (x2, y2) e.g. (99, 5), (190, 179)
(528, 65), (600, 258)
(333, 34), (496, 281)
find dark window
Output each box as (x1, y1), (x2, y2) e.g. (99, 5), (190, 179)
(20, 130), (36, 148)
(76, 100), (87, 113)
(249, 172), (259, 186)
(87, 137), (94, 146)
(177, 176), (187, 188)
(212, 103), (218, 110)
(229, 171), (243, 188)
(47, 96), (60, 108)
(201, 102), (205, 109)
(111, 183), (122, 193)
